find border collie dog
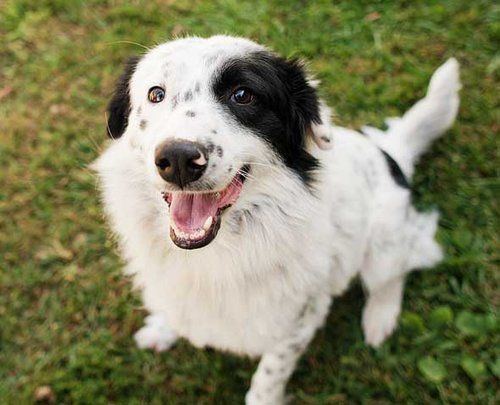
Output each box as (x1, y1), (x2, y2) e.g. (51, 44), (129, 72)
(95, 35), (460, 404)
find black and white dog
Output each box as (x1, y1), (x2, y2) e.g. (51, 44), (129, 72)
(94, 35), (460, 404)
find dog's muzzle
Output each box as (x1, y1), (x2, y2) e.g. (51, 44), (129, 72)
(162, 165), (250, 250)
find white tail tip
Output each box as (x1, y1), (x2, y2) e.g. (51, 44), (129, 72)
(427, 57), (461, 98)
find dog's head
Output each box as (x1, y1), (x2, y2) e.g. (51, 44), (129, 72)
(104, 36), (331, 250)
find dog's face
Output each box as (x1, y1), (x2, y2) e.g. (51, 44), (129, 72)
(105, 36), (328, 250)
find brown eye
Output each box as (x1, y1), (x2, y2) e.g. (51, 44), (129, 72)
(230, 87), (254, 105)
(148, 86), (165, 103)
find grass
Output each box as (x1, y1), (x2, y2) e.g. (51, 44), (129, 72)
(0, 0), (498, 403)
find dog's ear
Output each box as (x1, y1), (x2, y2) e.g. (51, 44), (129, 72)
(283, 59), (319, 143)
(284, 60), (333, 150)
(106, 56), (140, 139)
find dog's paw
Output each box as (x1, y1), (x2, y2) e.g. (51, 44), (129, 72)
(245, 390), (286, 405)
(134, 314), (178, 352)
(362, 299), (400, 348)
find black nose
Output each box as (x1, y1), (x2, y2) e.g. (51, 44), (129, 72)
(155, 141), (208, 187)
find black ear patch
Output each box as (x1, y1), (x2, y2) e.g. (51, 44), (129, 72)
(213, 51), (321, 184)
(106, 56), (140, 139)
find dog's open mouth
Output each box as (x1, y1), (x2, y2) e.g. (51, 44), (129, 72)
(163, 166), (249, 249)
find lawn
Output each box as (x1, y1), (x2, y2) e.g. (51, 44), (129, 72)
(0, 0), (498, 403)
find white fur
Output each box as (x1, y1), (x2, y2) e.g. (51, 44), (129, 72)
(94, 36), (460, 404)
(134, 313), (178, 351)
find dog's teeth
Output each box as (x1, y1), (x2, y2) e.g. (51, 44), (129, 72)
(203, 216), (213, 231)
(184, 229), (206, 241)
(172, 224), (208, 241)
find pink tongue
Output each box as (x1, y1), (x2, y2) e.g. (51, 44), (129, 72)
(170, 177), (243, 232)
(170, 193), (219, 232)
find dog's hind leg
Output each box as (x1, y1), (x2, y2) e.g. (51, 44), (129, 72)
(134, 312), (178, 352)
(245, 294), (331, 405)
(360, 203), (443, 347)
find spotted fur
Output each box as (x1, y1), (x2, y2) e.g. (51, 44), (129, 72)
(95, 36), (460, 404)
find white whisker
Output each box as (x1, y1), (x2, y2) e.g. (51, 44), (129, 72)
(106, 40), (151, 51)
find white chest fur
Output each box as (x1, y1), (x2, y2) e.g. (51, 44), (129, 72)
(134, 213), (334, 356)
(95, 131), (377, 356)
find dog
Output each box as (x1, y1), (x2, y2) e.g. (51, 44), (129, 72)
(94, 35), (460, 404)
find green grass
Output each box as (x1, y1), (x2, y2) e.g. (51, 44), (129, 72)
(0, 0), (498, 403)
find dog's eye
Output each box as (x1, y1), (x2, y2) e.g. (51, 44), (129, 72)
(148, 86), (165, 103)
(230, 87), (254, 105)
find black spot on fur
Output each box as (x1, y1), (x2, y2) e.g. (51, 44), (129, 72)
(216, 145), (223, 157)
(320, 135), (331, 143)
(106, 56), (140, 138)
(380, 149), (410, 189)
(211, 129), (218, 134)
(213, 51), (321, 185)
(264, 367), (272, 375)
(139, 119), (147, 130)
(172, 94), (179, 109)
(229, 211), (244, 234)
(186, 110), (196, 117)
(183, 90), (193, 102)
(206, 142), (215, 153)
(297, 303), (308, 319)
(288, 342), (302, 352)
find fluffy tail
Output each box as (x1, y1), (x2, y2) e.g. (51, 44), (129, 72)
(362, 58), (461, 178)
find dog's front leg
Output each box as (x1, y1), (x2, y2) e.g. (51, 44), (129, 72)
(245, 294), (331, 405)
(245, 338), (310, 405)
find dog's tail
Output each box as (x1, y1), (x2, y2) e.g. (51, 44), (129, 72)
(362, 58), (460, 178)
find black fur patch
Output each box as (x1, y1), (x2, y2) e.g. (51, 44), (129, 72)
(106, 56), (140, 139)
(212, 51), (321, 184)
(380, 149), (410, 189)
